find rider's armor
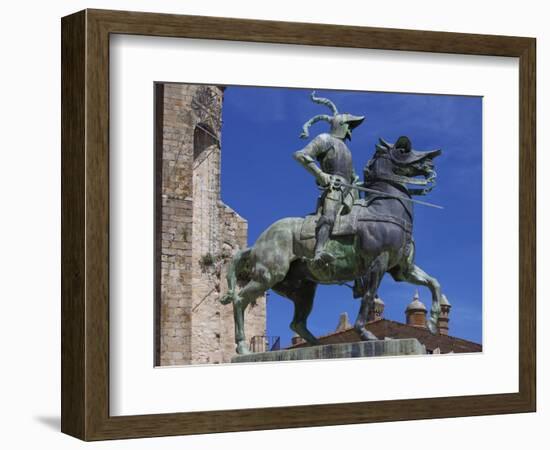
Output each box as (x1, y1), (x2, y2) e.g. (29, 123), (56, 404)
(293, 92), (365, 268)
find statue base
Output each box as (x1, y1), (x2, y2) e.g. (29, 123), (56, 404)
(231, 338), (426, 363)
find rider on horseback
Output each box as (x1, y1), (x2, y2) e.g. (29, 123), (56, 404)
(293, 92), (365, 271)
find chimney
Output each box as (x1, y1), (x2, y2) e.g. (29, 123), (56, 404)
(437, 294), (452, 335)
(335, 312), (352, 332)
(367, 295), (385, 322)
(405, 290), (427, 328)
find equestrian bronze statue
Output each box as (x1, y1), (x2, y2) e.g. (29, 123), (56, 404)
(221, 94), (443, 355)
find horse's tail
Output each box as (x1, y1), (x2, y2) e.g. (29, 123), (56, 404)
(220, 248), (251, 305)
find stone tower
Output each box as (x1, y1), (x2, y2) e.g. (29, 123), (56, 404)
(155, 83), (266, 366)
(437, 294), (452, 335)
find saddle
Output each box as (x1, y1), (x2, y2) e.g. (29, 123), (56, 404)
(300, 199), (412, 240)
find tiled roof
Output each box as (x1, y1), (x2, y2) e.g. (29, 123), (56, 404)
(289, 319), (481, 354)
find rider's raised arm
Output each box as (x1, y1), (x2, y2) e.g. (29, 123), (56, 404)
(293, 133), (332, 186)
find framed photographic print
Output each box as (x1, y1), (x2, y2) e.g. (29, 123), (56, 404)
(61, 9), (536, 441)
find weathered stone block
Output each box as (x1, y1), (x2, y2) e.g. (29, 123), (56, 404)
(231, 339), (426, 363)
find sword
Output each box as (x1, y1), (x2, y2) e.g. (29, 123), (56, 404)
(332, 179), (444, 210)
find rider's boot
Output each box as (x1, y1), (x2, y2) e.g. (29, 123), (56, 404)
(312, 223), (335, 269)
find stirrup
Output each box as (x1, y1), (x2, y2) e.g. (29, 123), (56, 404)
(312, 251), (335, 265)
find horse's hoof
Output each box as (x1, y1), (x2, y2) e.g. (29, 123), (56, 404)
(236, 342), (251, 355)
(219, 294), (232, 305)
(426, 319), (438, 335)
(359, 329), (378, 341)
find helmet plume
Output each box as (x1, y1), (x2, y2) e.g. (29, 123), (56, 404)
(310, 91), (338, 115)
(300, 114), (331, 139)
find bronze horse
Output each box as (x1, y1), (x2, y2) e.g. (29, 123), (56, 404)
(221, 137), (442, 355)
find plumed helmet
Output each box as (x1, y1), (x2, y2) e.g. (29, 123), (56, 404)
(300, 91), (365, 141)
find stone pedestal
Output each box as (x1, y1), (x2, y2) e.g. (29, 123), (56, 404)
(231, 338), (426, 363)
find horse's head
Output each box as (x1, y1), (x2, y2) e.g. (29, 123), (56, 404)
(364, 136), (441, 195)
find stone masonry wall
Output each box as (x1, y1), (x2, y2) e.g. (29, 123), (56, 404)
(157, 83), (266, 365)
(158, 83), (195, 366)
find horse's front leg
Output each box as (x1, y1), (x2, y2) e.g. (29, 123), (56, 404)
(354, 253), (389, 341)
(401, 264), (442, 335)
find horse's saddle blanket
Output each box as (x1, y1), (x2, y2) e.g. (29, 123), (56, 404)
(300, 199), (412, 240)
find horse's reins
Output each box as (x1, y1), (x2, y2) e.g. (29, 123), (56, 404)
(333, 178), (444, 210)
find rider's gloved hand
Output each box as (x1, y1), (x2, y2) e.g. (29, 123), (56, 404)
(317, 172), (333, 187)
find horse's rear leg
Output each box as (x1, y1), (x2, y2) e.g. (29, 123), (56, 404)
(355, 253), (389, 341)
(289, 281), (320, 346)
(233, 222), (294, 354)
(401, 264), (442, 335)
(233, 280), (267, 355)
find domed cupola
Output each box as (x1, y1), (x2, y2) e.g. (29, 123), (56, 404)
(405, 290), (427, 328)
(367, 295), (385, 322)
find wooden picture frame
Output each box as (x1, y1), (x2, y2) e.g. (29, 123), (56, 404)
(61, 9), (536, 441)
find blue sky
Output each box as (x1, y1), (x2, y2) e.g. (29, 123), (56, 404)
(220, 86), (482, 347)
